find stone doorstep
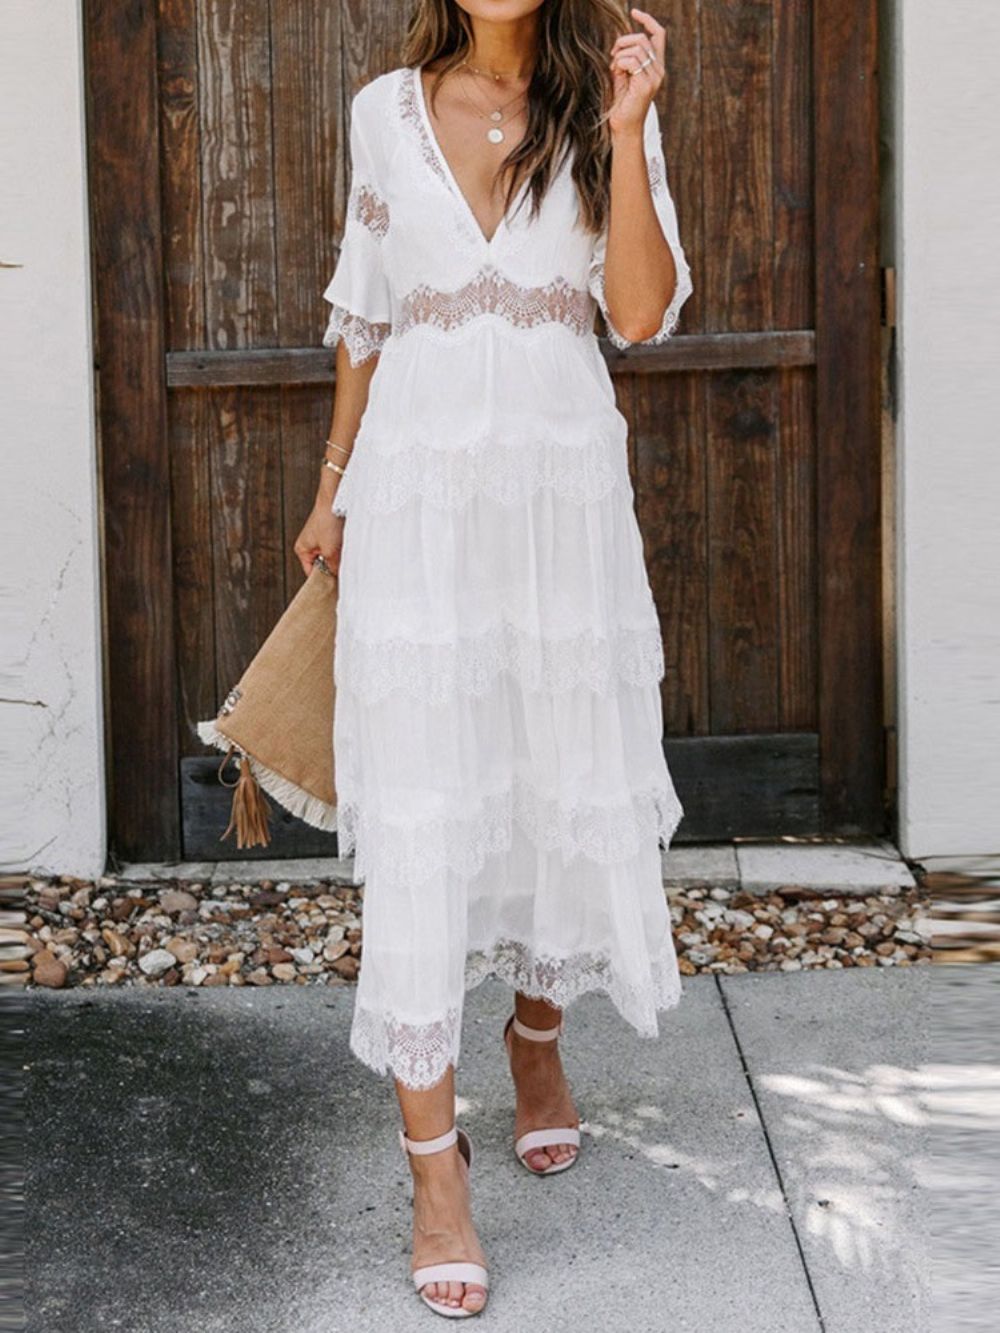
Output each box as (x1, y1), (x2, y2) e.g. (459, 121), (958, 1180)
(117, 839), (916, 896)
(115, 857), (357, 887)
(734, 839), (917, 894)
(663, 839), (916, 894)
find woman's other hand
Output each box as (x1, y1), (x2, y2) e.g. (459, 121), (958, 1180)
(608, 8), (666, 136)
(294, 502), (344, 579)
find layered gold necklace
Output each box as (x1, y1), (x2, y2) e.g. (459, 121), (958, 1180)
(456, 57), (528, 144)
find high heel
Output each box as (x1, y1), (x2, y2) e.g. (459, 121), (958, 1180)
(503, 1012), (581, 1175)
(398, 1123), (490, 1318)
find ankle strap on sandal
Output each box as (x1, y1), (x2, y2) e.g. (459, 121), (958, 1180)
(398, 1124), (458, 1158)
(511, 1014), (564, 1041)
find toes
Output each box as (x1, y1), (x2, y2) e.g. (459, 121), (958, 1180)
(463, 1284), (487, 1311)
(527, 1148), (553, 1171)
(446, 1280), (464, 1306)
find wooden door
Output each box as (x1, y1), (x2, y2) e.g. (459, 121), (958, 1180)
(85, 0), (884, 861)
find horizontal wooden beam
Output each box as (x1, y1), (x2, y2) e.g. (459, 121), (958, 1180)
(664, 731), (820, 842)
(166, 330), (816, 388)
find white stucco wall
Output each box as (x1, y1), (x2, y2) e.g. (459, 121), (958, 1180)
(0, 1), (106, 877)
(894, 1), (1000, 857)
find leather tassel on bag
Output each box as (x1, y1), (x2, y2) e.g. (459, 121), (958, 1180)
(219, 745), (273, 849)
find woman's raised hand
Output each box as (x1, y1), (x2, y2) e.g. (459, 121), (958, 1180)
(608, 8), (666, 135)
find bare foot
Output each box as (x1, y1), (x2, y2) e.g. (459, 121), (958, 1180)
(505, 1019), (580, 1172)
(408, 1139), (488, 1314)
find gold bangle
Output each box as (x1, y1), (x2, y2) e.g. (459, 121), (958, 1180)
(321, 459), (346, 476)
(324, 439), (352, 457)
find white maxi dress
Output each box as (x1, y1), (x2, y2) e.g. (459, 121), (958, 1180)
(322, 65), (693, 1090)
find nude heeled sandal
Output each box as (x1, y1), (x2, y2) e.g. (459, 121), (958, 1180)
(398, 1123), (490, 1318)
(503, 1012), (582, 1175)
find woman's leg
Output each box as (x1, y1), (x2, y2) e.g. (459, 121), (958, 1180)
(396, 1066), (488, 1314)
(507, 993), (580, 1171)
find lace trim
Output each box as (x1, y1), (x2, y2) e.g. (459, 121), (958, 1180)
(334, 776), (684, 889)
(347, 182), (389, 239)
(350, 1005), (462, 1091)
(591, 260), (687, 350)
(335, 621), (665, 703)
(647, 153), (665, 196)
(465, 934), (682, 1039)
(349, 932), (682, 1090)
(399, 64), (450, 188)
(330, 433), (626, 512)
(396, 266), (594, 339)
(322, 304), (392, 366)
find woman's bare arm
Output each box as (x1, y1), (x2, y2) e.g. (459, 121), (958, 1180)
(293, 338), (379, 577)
(601, 8), (677, 341)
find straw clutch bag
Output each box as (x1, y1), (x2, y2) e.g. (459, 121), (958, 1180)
(196, 556), (338, 849)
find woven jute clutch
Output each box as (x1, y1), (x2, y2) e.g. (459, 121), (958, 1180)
(196, 556), (338, 849)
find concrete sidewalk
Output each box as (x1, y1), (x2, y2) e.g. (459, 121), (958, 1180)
(23, 968), (930, 1332)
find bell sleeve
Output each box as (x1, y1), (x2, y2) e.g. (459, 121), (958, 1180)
(322, 87), (393, 366)
(588, 99), (693, 349)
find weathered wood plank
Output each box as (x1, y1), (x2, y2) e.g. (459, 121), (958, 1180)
(814, 0), (884, 831)
(157, 0), (217, 754)
(206, 386), (287, 702)
(167, 388), (217, 749)
(706, 369), (780, 732)
(700, 0), (775, 333)
(196, 1), (286, 717)
(165, 330), (817, 386)
(157, 0), (205, 351)
(660, 0), (704, 336)
(701, 1), (779, 735)
(196, 0), (278, 350)
(630, 0), (703, 736)
(85, 0), (179, 858)
(773, 0), (817, 731)
(270, 0), (342, 597)
(634, 370), (709, 737)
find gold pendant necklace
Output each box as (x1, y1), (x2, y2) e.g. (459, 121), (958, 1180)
(457, 64), (526, 144)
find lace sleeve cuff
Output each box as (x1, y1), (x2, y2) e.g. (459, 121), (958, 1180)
(322, 303), (392, 366)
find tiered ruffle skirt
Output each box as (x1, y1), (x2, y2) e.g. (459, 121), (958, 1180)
(331, 330), (685, 1089)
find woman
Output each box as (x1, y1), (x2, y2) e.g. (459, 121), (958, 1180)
(294, 0), (691, 1318)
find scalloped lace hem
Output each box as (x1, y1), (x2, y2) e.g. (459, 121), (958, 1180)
(349, 932), (682, 1090)
(335, 620), (665, 703)
(334, 778), (684, 889)
(322, 304), (391, 366)
(329, 433), (628, 513)
(590, 260), (692, 351)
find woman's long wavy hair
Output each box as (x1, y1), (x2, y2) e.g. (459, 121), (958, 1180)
(400, 0), (632, 234)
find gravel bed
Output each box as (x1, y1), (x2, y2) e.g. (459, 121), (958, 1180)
(1, 872), (931, 990)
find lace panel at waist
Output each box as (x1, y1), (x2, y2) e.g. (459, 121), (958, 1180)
(395, 268), (595, 338)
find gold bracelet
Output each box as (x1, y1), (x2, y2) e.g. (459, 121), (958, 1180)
(321, 459), (346, 476)
(324, 439), (352, 457)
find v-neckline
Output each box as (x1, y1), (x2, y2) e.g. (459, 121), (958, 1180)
(412, 64), (527, 250)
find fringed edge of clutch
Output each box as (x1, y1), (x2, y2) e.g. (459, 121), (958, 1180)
(196, 719), (338, 841)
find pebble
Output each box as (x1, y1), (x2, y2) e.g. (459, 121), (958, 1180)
(32, 949), (68, 988)
(160, 889), (198, 915)
(138, 949), (177, 978)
